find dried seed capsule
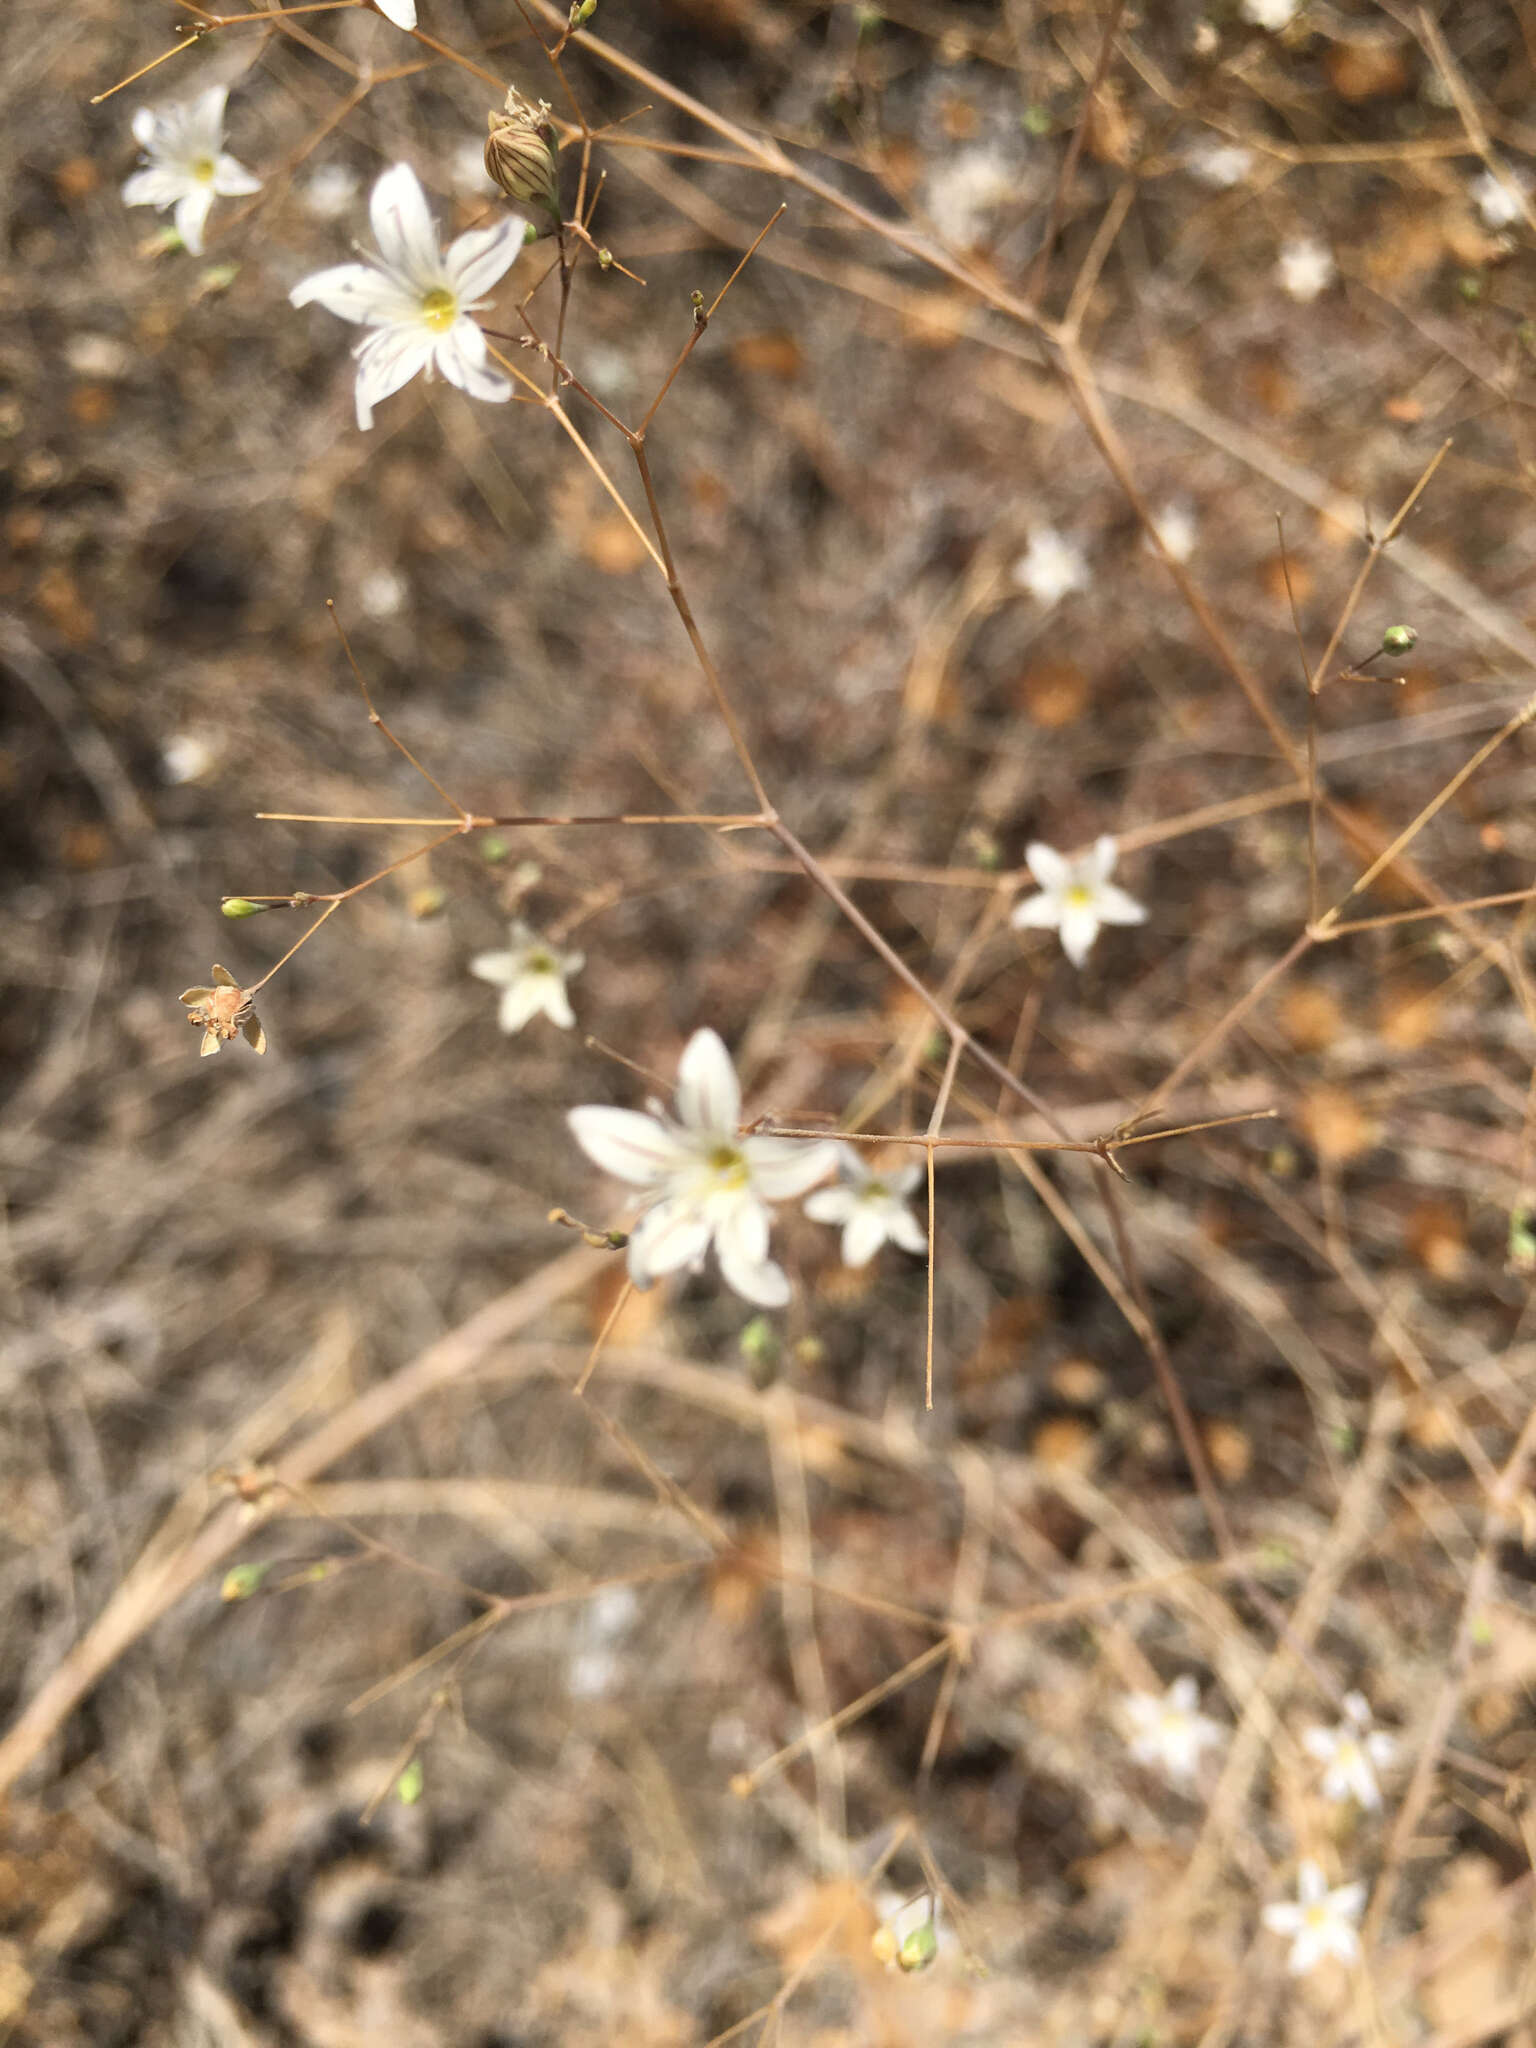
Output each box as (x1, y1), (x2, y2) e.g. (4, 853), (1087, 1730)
(485, 88), (561, 225)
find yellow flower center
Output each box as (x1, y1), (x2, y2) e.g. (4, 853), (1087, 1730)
(1065, 883), (1095, 907)
(707, 1144), (749, 1189)
(420, 286), (459, 332)
(192, 155), (217, 184)
(1304, 1902), (1330, 1930)
(527, 951), (555, 974)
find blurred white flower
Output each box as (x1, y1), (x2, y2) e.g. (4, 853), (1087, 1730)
(924, 144), (1014, 247)
(1472, 164), (1531, 229)
(289, 162), (523, 430)
(358, 566), (407, 618)
(1301, 1691), (1396, 1810)
(1011, 836), (1146, 968)
(1147, 500), (1198, 563)
(568, 1583), (638, 1701)
(299, 162), (361, 222)
(122, 87), (261, 257)
(1187, 139), (1255, 189)
(1262, 1860), (1366, 1975)
(1121, 1674), (1224, 1783)
(568, 1028), (837, 1307)
(160, 732), (217, 785)
(1012, 527), (1091, 607)
(1277, 236), (1335, 302)
(374, 0), (417, 26)
(470, 921), (583, 1033)
(804, 1146), (927, 1267)
(1241, 0), (1299, 27)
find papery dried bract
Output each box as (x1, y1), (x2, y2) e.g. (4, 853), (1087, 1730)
(179, 963), (265, 1057)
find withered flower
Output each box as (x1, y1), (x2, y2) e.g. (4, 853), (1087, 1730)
(484, 89), (561, 224)
(179, 963), (266, 1057)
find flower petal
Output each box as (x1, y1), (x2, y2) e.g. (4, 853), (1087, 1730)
(889, 1205), (928, 1256)
(122, 166), (187, 209)
(841, 1205), (888, 1268)
(746, 1137), (838, 1200)
(1057, 901), (1101, 967)
(446, 217), (525, 302)
(497, 978), (548, 1034)
(290, 261), (416, 326)
(804, 1187), (855, 1226)
(675, 1027), (740, 1135)
(627, 1201), (711, 1280)
(433, 323), (512, 406)
(539, 977), (576, 1029)
(1025, 842), (1070, 891)
(189, 86), (230, 145)
(469, 948), (518, 988)
(716, 1243), (790, 1307)
(1087, 834), (1119, 882)
(1010, 891), (1062, 931)
(369, 162), (441, 288)
(132, 106), (157, 149)
(1094, 883), (1146, 927)
(373, 0), (418, 24)
(712, 1190), (770, 1269)
(172, 185), (214, 255)
(352, 323), (435, 428)
(568, 1106), (689, 1186)
(212, 154), (262, 198)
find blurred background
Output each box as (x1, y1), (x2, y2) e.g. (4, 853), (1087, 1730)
(4, 0), (1536, 2040)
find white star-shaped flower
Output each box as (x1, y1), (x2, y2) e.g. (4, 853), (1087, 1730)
(804, 1146), (927, 1267)
(1277, 236), (1335, 302)
(1012, 527), (1091, 608)
(1262, 1860), (1366, 1976)
(470, 921), (583, 1033)
(289, 162), (524, 430)
(1472, 164), (1531, 229)
(568, 1029), (837, 1308)
(1241, 0), (1299, 28)
(1120, 1674), (1225, 1784)
(121, 87), (261, 257)
(1010, 836), (1146, 968)
(1146, 500), (1198, 563)
(1301, 1691), (1397, 1810)
(374, 0), (417, 26)
(1187, 139), (1255, 189)
(299, 162), (361, 222)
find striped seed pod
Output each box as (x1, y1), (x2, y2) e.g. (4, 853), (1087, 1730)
(485, 89), (561, 225)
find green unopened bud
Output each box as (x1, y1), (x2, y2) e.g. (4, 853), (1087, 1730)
(1381, 624), (1417, 654)
(897, 1919), (939, 1973)
(396, 1757), (425, 1805)
(1509, 1204), (1536, 1274)
(597, 246), (614, 270)
(485, 89), (562, 225)
(739, 1315), (779, 1365)
(571, 0), (597, 21)
(221, 896), (272, 919)
(221, 1561), (274, 1602)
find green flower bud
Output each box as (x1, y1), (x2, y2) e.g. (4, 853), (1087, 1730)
(221, 1561), (274, 1602)
(396, 1758), (425, 1805)
(897, 1919), (939, 1973)
(485, 89), (562, 225)
(1381, 624), (1417, 654)
(221, 896), (272, 918)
